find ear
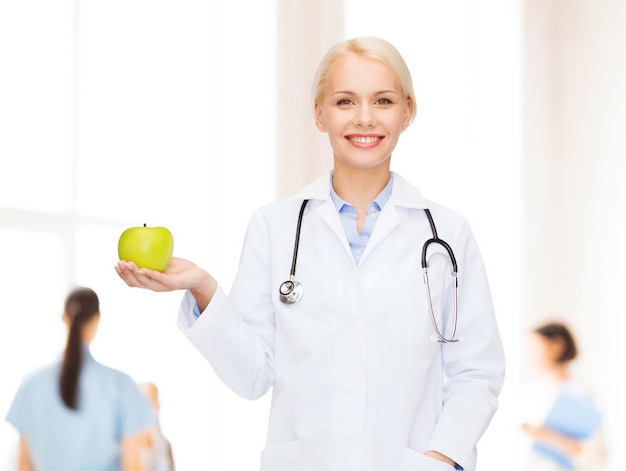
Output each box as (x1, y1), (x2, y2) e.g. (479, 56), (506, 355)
(401, 97), (413, 130)
(314, 103), (327, 132)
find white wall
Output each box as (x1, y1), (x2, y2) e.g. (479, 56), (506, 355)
(275, 0), (342, 196)
(523, 1), (626, 469)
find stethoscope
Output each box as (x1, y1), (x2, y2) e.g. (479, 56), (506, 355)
(279, 200), (460, 343)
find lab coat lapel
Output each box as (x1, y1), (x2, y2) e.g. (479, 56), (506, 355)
(317, 199), (355, 261)
(318, 198), (350, 246)
(294, 174), (354, 260)
(361, 204), (400, 260)
(360, 172), (428, 264)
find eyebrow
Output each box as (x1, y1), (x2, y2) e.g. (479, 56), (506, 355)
(331, 89), (400, 96)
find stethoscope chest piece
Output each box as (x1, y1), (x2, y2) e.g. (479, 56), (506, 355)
(279, 199), (310, 305)
(279, 279), (304, 304)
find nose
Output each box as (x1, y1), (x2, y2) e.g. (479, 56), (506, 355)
(355, 104), (376, 127)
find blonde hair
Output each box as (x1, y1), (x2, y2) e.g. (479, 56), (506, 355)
(312, 36), (417, 124)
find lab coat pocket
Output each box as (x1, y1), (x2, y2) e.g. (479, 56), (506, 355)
(387, 257), (446, 346)
(260, 440), (300, 471)
(401, 447), (456, 471)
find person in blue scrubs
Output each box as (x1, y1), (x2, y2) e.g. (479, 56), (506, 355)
(5, 287), (155, 471)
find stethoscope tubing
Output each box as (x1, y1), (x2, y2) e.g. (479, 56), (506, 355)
(422, 209), (460, 343)
(289, 199), (310, 278)
(278, 199), (309, 304)
(279, 201), (460, 343)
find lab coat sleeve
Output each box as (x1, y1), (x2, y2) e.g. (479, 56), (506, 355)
(426, 217), (505, 467)
(177, 211), (276, 401)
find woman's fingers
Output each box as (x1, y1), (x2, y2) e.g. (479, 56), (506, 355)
(114, 261), (141, 287)
(115, 261), (165, 290)
(115, 257), (203, 292)
(134, 267), (173, 292)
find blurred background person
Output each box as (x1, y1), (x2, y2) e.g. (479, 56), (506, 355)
(138, 381), (175, 471)
(520, 321), (607, 470)
(5, 286), (155, 471)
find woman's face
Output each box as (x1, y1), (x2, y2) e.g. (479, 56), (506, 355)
(314, 54), (411, 173)
(527, 332), (565, 371)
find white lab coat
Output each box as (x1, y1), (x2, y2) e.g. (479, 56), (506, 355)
(177, 172), (505, 471)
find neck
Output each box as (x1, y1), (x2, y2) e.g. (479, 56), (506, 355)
(332, 166), (391, 211)
(546, 363), (570, 381)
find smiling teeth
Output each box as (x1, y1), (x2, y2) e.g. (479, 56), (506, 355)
(350, 136), (379, 144)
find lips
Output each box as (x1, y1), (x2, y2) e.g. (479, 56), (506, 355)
(346, 135), (384, 146)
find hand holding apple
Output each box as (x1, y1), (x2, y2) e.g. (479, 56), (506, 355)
(117, 224), (174, 272)
(115, 256), (217, 309)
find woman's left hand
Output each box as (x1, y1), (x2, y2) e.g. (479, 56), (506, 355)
(424, 450), (456, 467)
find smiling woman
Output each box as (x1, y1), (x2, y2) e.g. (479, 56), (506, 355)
(313, 54), (412, 183)
(114, 36), (505, 471)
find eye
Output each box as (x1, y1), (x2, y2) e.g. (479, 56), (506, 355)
(336, 98), (353, 105)
(375, 98), (393, 105)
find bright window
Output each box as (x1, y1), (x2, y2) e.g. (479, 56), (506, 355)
(0, 1), (276, 469)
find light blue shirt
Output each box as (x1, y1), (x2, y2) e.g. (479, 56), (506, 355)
(329, 174), (393, 264)
(6, 349), (155, 471)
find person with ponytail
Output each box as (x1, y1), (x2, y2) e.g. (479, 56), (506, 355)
(5, 287), (155, 471)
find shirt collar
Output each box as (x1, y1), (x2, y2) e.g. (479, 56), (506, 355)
(329, 173), (394, 214)
(294, 171), (428, 209)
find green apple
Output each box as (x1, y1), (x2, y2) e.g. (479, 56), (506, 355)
(117, 224), (174, 272)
